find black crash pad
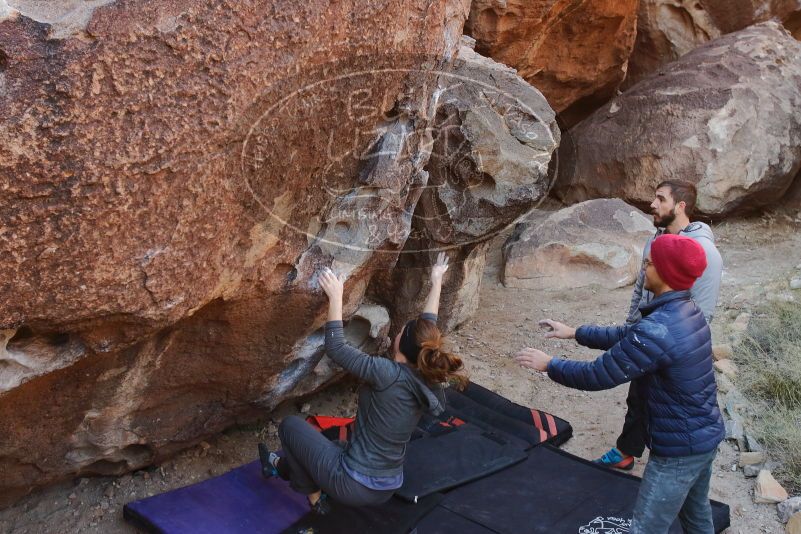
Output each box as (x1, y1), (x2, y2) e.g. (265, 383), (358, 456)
(396, 424), (528, 503)
(283, 493), (443, 534)
(420, 445), (730, 534)
(444, 382), (572, 448)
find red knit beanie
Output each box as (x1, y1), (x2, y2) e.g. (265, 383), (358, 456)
(650, 234), (707, 290)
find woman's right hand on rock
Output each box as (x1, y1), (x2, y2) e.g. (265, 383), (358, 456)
(319, 268), (344, 303)
(430, 251), (449, 285)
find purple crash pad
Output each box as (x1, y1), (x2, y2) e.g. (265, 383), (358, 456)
(123, 461), (309, 534)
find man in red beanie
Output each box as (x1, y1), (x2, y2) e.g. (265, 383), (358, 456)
(514, 234), (725, 534)
(649, 233), (710, 290)
(600, 180), (723, 473)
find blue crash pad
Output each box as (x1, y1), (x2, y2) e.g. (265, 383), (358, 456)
(123, 461), (308, 534)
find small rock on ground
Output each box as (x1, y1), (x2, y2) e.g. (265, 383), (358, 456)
(739, 451), (766, 466)
(779, 497), (801, 523)
(787, 512), (801, 534)
(745, 433), (764, 453)
(743, 464), (762, 478)
(754, 470), (789, 504)
(713, 344), (733, 361)
(732, 313), (751, 332)
(714, 359), (738, 378)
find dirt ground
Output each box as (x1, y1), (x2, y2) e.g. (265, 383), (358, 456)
(1, 214), (799, 534)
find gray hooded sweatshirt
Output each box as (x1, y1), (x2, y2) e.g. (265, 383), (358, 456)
(324, 312), (445, 478)
(627, 222), (723, 324)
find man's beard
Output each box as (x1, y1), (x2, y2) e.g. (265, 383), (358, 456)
(653, 208), (676, 229)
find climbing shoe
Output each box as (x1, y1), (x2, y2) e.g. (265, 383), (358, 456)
(593, 447), (634, 470)
(309, 493), (331, 515)
(258, 443), (281, 479)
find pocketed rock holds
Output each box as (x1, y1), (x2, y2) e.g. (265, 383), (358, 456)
(755, 470), (789, 504)
(625, 0), (801, 86)
(374, 39), (560, 332)
(0, 0), (473, 507)
(464, 0), (639, 123)
(502, 199), (655, 291)
(779, 497), (801, 523)
(555, 22), (801, 217)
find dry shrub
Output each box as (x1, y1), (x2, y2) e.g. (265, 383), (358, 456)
(734, 301), (801, 492)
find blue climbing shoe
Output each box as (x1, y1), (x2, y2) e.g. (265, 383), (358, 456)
(593, 447), (634, 470)
(258, 443), (280, 478)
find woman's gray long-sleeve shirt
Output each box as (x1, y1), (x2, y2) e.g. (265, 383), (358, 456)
(324, 313), (445, 478)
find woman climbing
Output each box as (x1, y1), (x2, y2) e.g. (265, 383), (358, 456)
(258, 252), (468, 514)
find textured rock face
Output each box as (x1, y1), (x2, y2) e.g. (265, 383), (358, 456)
(502, 200), (655, 291)
(625, 0), (801, 86)
(464, 0), (639, 123)
(555, 23), (801, 217)
(0, 0), (473, 505)
(373, 40), (560, 331)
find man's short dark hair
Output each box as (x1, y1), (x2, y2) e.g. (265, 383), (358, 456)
(657, 180), (697, 216)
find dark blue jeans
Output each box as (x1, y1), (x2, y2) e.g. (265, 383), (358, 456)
(630, 448), (717, 534)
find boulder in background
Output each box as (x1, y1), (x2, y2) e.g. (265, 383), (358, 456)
(502, 199), (655, 291)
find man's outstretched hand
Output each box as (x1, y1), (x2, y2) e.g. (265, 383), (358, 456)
(539, 319), (576, 340)
(514, 348), (553, 372)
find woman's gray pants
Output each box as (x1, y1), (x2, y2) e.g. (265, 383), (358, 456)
(278, 415), (395, 507)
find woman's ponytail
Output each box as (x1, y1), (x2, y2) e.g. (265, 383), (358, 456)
(413, 318), (468, 390)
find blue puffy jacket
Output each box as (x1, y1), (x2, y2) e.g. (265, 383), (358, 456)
(547, 290), (724, 457)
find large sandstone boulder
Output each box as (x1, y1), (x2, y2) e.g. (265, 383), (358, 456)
(465, 0), (639, 124)
(555, 22), (801, 217)
(502, 199), (655, 291)
(0, 0), (473, 505)
(625, 0), (801, 86)
(373, 39), (560, 331)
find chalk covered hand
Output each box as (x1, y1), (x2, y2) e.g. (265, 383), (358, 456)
(514, 348), (553, 372)
(319, 268), (344, 303)
(430, 252), (449, 284)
